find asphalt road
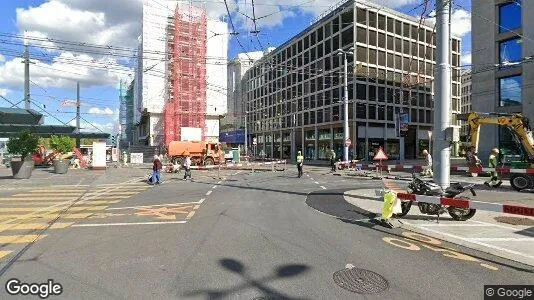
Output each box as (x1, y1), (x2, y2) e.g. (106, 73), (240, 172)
(0, 166), (533, 299)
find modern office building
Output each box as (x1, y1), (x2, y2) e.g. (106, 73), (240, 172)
(241, 0), (461, 161)
(460, 70), (472, 136)
(471, 0), (533, 158)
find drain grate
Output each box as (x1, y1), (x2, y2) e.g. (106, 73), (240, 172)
(333, 268), (389, 294)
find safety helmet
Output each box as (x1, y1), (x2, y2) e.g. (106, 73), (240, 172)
(297, 151), (301, 155)
(422, 149), (428, 155)
(492, 148), (500, 154)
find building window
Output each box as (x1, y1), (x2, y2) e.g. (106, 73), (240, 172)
(499, 38), (522, 65)
(499, 1), (521, 33)
(499, 75), (522, 107)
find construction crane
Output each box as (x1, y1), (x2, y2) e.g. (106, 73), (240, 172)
(458, 112), (534, 191)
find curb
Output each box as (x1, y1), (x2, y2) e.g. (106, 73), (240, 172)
(399, 221), (534, 267)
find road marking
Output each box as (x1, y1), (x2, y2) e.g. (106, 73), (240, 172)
(217, 181), (222, 184)
(310, 178), (314, 180)
(413, 226), (534, 259)
(419, 224), (492, 227)
(212, 185), (217, 189)
(314, 182), (319, 184)
(320, 186), (326, 190)
(0, 222), (73, 232)
(185, 211), (196, 220)
(472, 220), (534, 233)
(71, 221), (187, 227)
(206, 191), (212, 196)
(107, 201), (201, 210)
(0, 196), (132, 201)
(0, 234), (46, 244)
(466, 238), (534, 242)
(0, 200), (121, 206)
(0, 213), (93, 221)
(0, 206), (108, 213)
(198, 198), (205, 204)
(0, 251), (12, 260)
(193, 205), (200, 210)
(480, 263), (499, 271)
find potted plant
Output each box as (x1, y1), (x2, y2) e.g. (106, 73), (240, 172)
(49, 135), (74, 174)
(6, 130), (39, 179)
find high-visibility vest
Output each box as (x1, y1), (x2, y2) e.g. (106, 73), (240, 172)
(296, 155), (304, 163)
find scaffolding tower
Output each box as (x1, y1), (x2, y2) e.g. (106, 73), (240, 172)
(164, 3), (207, 145)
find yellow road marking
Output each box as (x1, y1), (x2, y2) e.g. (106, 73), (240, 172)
(28, 190), (86, 193)
(0, 206), (107, 212)
(0, 213), (93, 220)
(0, 196), (132, 201)
(0, 197), (79, 200)
(0, 200), (121, 206)
(0, 251), (12, 260)
(0, 222), (73, 232)
(185, 211), (196, 220)
(0, 234), (46, 244)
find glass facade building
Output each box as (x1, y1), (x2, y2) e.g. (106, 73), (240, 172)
(241, 1), (461, 161)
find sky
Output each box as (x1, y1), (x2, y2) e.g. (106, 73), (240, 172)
(0, 0), (473, 135)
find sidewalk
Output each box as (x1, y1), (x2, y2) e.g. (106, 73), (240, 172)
(344, 188), (534, 267)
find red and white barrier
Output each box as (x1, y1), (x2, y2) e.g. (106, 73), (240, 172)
(396, 193), (534, 217)
(189, 160), (287, 170)
(338, 161), (534, 175)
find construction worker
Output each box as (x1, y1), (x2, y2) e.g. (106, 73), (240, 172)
(296, 151), (304, 178)
(421, 149), (433, 177)
(151, 155), (162, 185)
(329, 149), (336, 172)
(485, 148), (503, 187)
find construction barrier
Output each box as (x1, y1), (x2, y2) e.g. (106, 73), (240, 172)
(396, 193), (534, 217)
(189, 160), (287, 170)
(338, 161), (534, 176)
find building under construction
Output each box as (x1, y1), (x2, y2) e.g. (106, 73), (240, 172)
(135, 1), (228, 147)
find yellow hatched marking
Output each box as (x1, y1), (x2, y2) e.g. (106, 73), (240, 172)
(84, 192), (142, 195)
(0, 251), (12, 260)
(28, 190), (86, 193)
(0, 196), (131, 201)
(0, 234), (46, 244)
(0, 206), (108, 213)
(0, 200), (121, 206)
(0, 213), (93, 221)
(0, 222), (73, 232)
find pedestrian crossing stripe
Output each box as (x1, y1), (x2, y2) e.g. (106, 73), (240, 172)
(0, 206), (108, 212)
(0, 234), (46, 244)
(27, 188), (149, 193)
(0, 213), (93, 221)
(0, 223), (73, 232)
(0, 251), (12, 260)
(12, 191), (143, 197)
(0, 200), (122, 206)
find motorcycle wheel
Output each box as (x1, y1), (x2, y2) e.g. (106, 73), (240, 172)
(393, 201), (412, 218)
(447, 196), (476, 221)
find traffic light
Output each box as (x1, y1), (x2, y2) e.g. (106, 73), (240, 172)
(111, 135), (116, 146)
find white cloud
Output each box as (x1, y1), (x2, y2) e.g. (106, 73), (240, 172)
(461, 52), (472, 66)
(0, 53), (131, 89)
(427, 9), (471, 38)
(88, 107), (114, 115)
(0, 54), (5, 63)
(68, 119), (118, 134)
(0, 88), (8, 97)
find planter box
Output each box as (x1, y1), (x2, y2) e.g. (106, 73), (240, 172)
(53, 159), (70, 174)
(11, 158), (34, 179)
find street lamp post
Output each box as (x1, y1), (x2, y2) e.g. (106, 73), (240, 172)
(244, 111), (248, 161)
(337, 47), (354, 163)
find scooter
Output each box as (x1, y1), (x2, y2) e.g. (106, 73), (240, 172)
(394, 174), (478, 221)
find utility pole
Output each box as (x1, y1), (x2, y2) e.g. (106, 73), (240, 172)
(434, 0), (452, 189)
(338, 47), (353, 163)
(244, 111), (248, 161)
(23, 44), (30, 110)
(76, 82), (81, 148)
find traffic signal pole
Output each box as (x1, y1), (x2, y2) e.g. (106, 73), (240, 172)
(76, 82), (81, 148)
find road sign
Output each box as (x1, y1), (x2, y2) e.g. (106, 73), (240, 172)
(373, 147), (389, 161)
(252, 138), (257, 145)
(344, 138), (352, 147)
(428, 130), (432, 139)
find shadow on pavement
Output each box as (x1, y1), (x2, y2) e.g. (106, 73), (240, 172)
(181, 258), (311, 300)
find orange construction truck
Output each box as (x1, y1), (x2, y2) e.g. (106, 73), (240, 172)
(167, 141), (225, 166)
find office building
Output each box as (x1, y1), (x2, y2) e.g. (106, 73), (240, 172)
(460, 70), (472, 136)
(471, 0), (533, 158)
(241, 0), (461, 160)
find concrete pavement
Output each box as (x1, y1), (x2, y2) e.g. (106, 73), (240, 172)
(0, 166), (532, 299)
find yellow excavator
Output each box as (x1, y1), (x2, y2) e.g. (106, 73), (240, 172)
(458, 112), (534, 191)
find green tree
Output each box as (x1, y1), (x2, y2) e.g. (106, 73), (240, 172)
(7, 130), (39, 158)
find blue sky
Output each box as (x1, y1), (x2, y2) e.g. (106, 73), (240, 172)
(0, 0), (473, 135)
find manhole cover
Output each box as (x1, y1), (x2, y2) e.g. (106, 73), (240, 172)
(333, 268), (388, 294)
(495, 216), (534, 226)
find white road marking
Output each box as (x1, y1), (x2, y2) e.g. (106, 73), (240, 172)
(419, 224), (492, 227)
(314, 181), (319, 184)
(72, 221), (187, 227)
(472, 220), (534, 233)
(409, 225), (534, 259)
(106, 201), (201, 210)
(185, 211), (196, 220)
(466, 238), (534, 242)
(198, 198), (205, 204)
(212, 185), (217, 189)
(206, 191), (212, 196)
(320, 186), (326, 190)
(310, 178), (314, 180)
(345, 264), (355, 269)
(217, 181), (222, 184)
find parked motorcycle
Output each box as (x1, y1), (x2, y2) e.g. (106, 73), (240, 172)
(394, 174), (478, 221)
